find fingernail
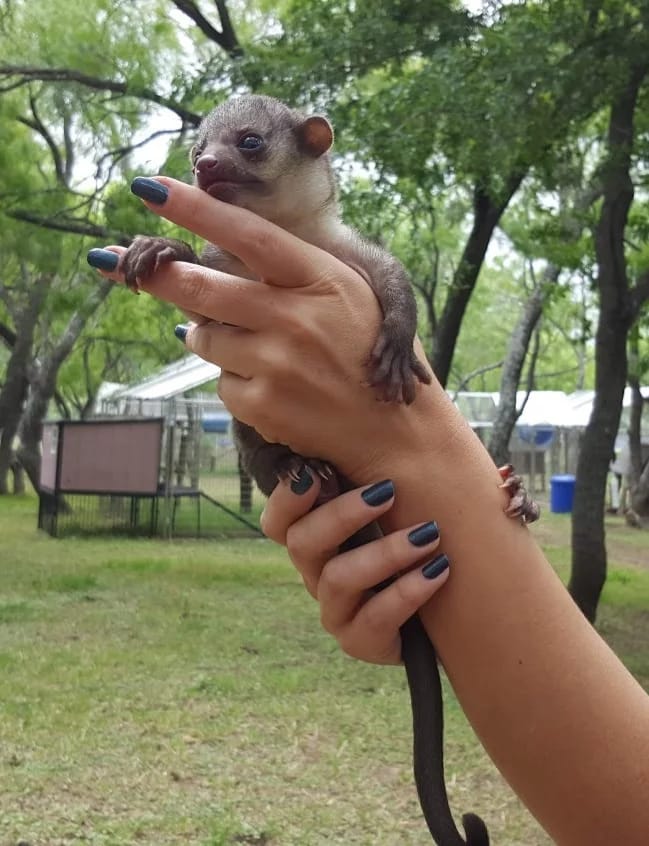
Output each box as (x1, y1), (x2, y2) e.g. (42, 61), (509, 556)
(291, 467), (313, 495)
(131, 176), (169, 205)
(361, 479), (395, 507)
(174, 323), (190, 343)
(422, 554), (450, 580)
(408, 521), (439, 547)
(87, 249), (119, 271)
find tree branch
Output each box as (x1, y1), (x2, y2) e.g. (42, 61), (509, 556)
(215, 0), (241, 54)
(6, 209), (131, 244)
(94, 128), (182, 179)
(451, 360), (504, 399)
(17, 93), (67, 186)
(171, 0), (242, 55)
(0, 65), (202, 125)
(63, 110), (74, 184)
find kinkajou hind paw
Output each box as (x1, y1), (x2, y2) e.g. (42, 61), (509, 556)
(367, 330), (432, 405)
(498, 464), (541, 524)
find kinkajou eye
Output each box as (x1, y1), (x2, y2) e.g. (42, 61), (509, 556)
(237, 133), (264, 150)
(190, 144), (204, 167)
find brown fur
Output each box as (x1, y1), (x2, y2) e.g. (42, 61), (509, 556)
(119, 95), (490, 846)
(122, 94), (431, 491)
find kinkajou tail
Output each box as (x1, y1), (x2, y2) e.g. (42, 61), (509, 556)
(400, 614), (490, 846)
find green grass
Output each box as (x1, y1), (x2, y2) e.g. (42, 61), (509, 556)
(1, 495), (648, 845)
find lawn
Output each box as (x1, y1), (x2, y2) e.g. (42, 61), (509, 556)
(1, 495), (648, 846)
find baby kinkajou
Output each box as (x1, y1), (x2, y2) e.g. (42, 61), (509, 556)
(121, 95), (538, 846)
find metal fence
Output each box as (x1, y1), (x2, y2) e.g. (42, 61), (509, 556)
(39, 394), (265, 540)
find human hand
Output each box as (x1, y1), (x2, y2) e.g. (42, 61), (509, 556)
(88, 177), (440, 485)
(260, 471), (450, 665)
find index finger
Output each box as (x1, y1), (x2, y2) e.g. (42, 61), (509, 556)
(132, 176), (346, 288)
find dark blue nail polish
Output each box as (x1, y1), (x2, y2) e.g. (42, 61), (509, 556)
(131, 177), (169, 205)
(174, 324), (189, 343)
(361, 479), (394, 507)
(87, 249), (119, 271)
(422, 554), (450, 580)
(291, 467), (313, 495)
(408, 521), (440, 547)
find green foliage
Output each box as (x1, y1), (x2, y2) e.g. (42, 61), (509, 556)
(2, 0), (649, 417)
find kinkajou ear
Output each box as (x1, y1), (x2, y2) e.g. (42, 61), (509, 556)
(296, 116), (334, 157)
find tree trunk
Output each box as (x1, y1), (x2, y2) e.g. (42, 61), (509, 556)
(488, 267), (557, 466)
(238, 451), (253, 513)
(628, 323), (644, 470)
(627, 356), (649, 519)
(0, 274), (49, 493)
(16, 280), (113, 490)
(488, 176), (603, 466)
(11, 459), (25, 494)
(0, 421), (21, 494)
(431, 171), (525, 386)
(568, 68), (644, 621)
(630, 454), (649, 521)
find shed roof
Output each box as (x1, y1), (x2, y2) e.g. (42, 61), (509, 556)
(111, 354), (221, 401)
(452, 390), (581, 427)
(513, 391), (579, 427)
(567, 387), (649, 427)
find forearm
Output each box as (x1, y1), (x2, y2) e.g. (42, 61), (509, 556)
(373, 384), (649, 844)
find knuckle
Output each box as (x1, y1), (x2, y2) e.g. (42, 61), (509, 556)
(245, 381), (286, 442)
(277, 306), (310, 341)
(186, 324), (208, 358)
(319, 606), (338, 638)
(178, 266), (211, 305)
(248, 376), (272, 412)
(216, 372), (233, 405)
(261, 343), (294, 381)
(245, 222), (278, 259)
(391, 575), (421, 615)
(360, 598), (391, 639)
(222, 377), (267, 428)
(259, 509), (281, 544)
(317, 562), (347, 602)
(336, 628), (361, 659)
(285, 524), (312, 567)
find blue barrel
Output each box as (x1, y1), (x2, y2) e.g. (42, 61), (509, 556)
(550, 474), (576, 513)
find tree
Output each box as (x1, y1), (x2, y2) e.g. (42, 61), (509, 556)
(0, 271), (49, 492)
(488, 167), (602, 465)
(625, 317), (649, 524)
(569, 57), (649, 621)
(0, 0), (206, 491)
(16, 278), (114, 490)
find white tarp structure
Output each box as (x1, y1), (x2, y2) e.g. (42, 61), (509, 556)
(513, 391), (583, 428)
(98, 354), (224, 419)
(101, 360), (648, 436)
(452, 390), (587, 430)
(566, 387), (649, 429)
(452, 389), (649, 431)
(102, 354), (220, 402)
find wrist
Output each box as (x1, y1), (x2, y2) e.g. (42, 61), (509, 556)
(345, 382), (504, 522)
